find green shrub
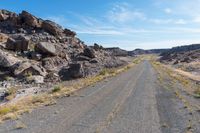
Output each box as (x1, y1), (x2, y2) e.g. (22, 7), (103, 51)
(52, 86), (61, 93)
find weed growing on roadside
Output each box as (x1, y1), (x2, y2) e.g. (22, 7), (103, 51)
(2, 113), (18, 120)
(52, 86), (61, 93)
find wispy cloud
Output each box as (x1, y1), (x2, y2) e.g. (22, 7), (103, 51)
(133, 39), (200, 50)
(164, 8), (172, 14)
(149, 18), (187, 25)
(68, 2), (149, 35)
(193, 17), (200, 23)
(46, 14), (199, 36)
(175, 19), (187, 24)
(44, 1), (200, 49)
(166, 27), (200, 33)
(107, 2), (145, 23)
(149, 18), (173, 24)
(154, 0), (200, 23)
(77, 30), (122, 35)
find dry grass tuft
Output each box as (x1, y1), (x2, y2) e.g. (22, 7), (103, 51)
(174, 69), (200, 82)
(0, 93), (54, 121)
(2, 113), (18, 121)
(0, 105), (18, 116)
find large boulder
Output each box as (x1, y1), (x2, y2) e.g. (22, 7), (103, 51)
(0, 49), (20, 68)
(62, 62), (102, 79)
(76, 55), (91, 61)
(6, 35), (30, 52)
(93, 43), (103, 51)
(72, 37), (84, 48)
(68, 63), (84, 78)
(42, 56), (68, 71)
(0, 10), (16, 21)
(64, 29), (76, 37)
(12, 62), (47, 77)
(83, 47), (96, 58)
(42, 20), (63, 37)
(35, 42), (56, 56)
(64, 37), (84, 49)
(20, 11), (42, 28)
(0, 10), (19, 28)
(59, 62), (98, 80)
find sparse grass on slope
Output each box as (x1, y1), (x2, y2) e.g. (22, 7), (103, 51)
(151, 59), (200, 98)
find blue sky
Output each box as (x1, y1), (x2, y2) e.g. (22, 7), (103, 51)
(1, 0), (200, 50)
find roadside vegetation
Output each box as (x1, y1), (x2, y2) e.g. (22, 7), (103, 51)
(151, 57), (200, 98)
(150, 55), (199, 132)
(0, 57), (143, 122)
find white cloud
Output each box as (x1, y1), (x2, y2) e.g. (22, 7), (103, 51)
(135, 39), (200, 49)
(107, 2), (145, 23)
(150, 18), (173, 24)
(149, 18), (187, 25)
(175, 19), (187, 24)
(164, 8), (172, 14)
(166, 27), (200, 33)
(75, 29), (123, 35)
(44, 1), (200, 50)
(154, 0), (200, 24)
(193, 16), (200, 23)
(101, 39), (200, 50)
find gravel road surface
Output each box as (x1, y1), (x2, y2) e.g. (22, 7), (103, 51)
(0, 61), (196, 133)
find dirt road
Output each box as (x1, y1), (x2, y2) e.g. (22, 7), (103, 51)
(0, 61), (197, 133)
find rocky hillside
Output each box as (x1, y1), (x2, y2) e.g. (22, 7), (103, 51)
(105, 47), (129, 56)
(160, 44), (200, 64)
(128, 48), (168, 56)
(160, 44), (200, 57)
(0, 10), (127, 89)
(159, 44), (200, 76)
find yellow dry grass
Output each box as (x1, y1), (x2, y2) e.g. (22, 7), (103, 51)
(150, 58), (200, 97)
(174, 69), (200, 82)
